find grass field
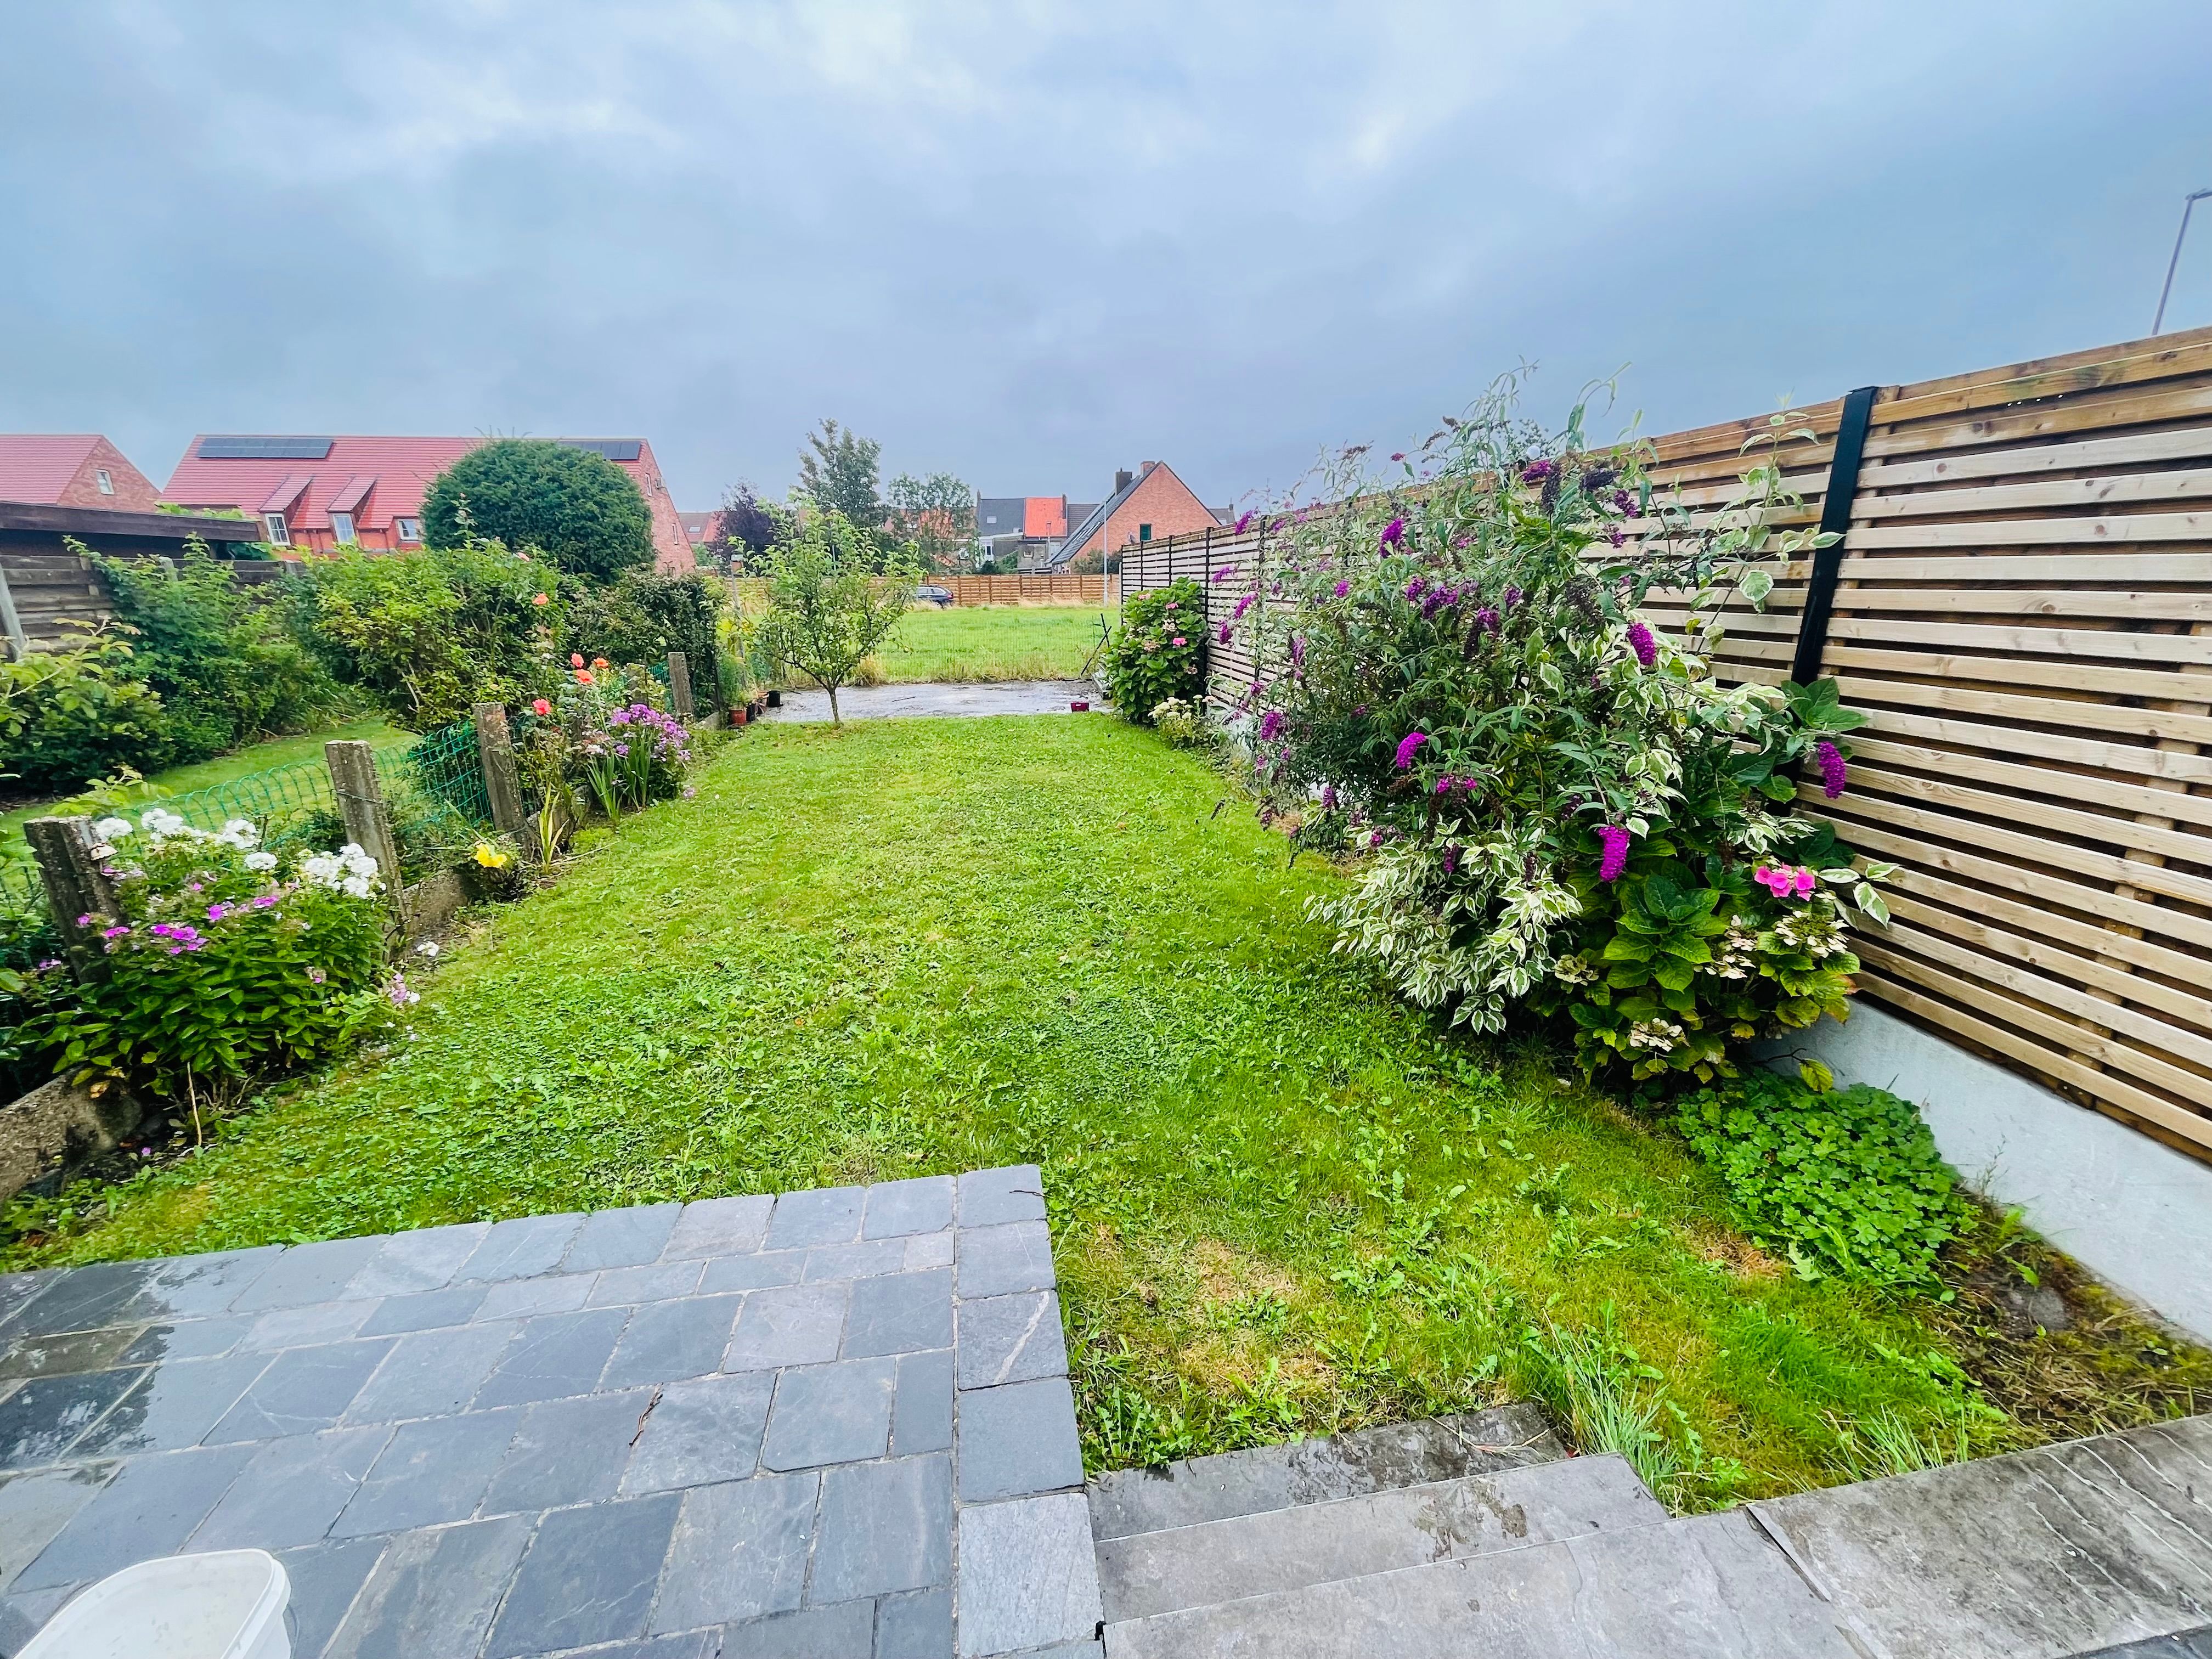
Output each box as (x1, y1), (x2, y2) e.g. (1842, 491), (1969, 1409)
(9, 716), (2200, 1503)
(870, 603), (1108, 683)
(0, 717), (409, 845)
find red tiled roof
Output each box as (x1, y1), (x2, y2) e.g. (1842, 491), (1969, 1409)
(0, 436), (101, 505)
(258, 474), (315, 515)
(1023, 496), (1068, 539)
(326, 475), (376, 515)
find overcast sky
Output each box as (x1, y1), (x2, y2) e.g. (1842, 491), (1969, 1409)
(4, 1), (2209, 512)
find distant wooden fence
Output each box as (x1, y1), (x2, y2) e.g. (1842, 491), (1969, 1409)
(730, 573), (1117, 608)
(1128, 326), (2212, 1162)
(0, 545), (288, 656)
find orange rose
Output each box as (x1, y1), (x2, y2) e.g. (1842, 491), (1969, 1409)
(592, 657), (609, 669)
(532, 593), (549, 606)
(576, 670), (595, 685)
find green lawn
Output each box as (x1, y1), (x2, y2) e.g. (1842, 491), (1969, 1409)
(0, 718), (410, 845)
(872, 604), (1107, 682)
(10, 716), (2198, 1502)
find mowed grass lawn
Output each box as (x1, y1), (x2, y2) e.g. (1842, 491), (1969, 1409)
(871, 603), (1105, 682)
(12, 717), (2198, 1501)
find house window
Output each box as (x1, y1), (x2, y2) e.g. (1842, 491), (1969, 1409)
(1138, 523), (1153, 543)
(394, 517), (421, 544)
(329, 511), (358, 545)
(94, 469), (115, 495)
(263, 512), (290, 545)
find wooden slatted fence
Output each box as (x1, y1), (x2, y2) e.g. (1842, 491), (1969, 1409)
(1127, 325), (2212, 1161)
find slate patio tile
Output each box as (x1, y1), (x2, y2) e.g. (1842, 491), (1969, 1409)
(0, 1325), (145, 1381)
(662, 1193), (774, 1260)
(142, 1248), (285, 1319)
(329, 1408), (521, 1537)
(0, 1465), (115, 1592)
(357, 1284), (488, 1338)
(0, 1586), (72, 1654)
(956, 1166), (1046, 1229)
(953, 1293), (1066, 1391)
(472, 1308), (629, 1408)
(562, 1205), (683, 1273)
(323, 1511), (533, 1659)
(724, 1282), (849, 1373)
(345, 1223), (489, 1298)
(651, 1472), (817, 1632)
(341, 1322), (518, 1424)
(804, 1240), (911, 1282)
(189, 1424), (391, 1550)
(698, 1251), (805, 1294)
(481, 1388), (653, 1513)
(119, 1316), (255, 1364)
(602, 1295), (742, 1390)
(620, 1372), (774, 1495)
(6, 1262), (158, 1338)
(454, 1214), (584, 1284)
(477, 1272), (594, 1322)
(891, 1350), (953, 1458)
(241, 1298), (374, 1351)
(861, 1176), (955, 1240)
(588, 1260), (706, 1308)
(720, 1600), (876, 1657)
(954, 1222), (1054, 1299)
(70, 1351), (272, 1456)
(761, 1357), (895, 1471)
(486, 1492), (682, 1657)
(0, 1369), (143, 1470)
(276, 1536), (388, 1659)
(810, 1452), (952, 1601)
(955, 1379), (1082, 1502)
(905, 1232), (956, 1272)
(765, 1186), (864, 1250)
(204, 1339), (392, 1443)
(536, 1635), (724, 1659)
(954, 1491), (1102, 1658)
(228, 1238), (385, 1314)
(0, 1276), (44, 1339)
(843, 1270), (954, 1359)
(876, 1585), (954, 1659)
(15, 1442), (256, 1589)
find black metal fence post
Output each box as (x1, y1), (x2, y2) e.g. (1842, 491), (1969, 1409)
(1789, 385), (1880, 687)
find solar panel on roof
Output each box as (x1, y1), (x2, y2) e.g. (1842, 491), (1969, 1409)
(559, 439), (642, 462)
(196, 436), (335, 460)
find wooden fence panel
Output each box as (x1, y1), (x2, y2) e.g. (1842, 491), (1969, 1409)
(1128, 324), (2212, 1160)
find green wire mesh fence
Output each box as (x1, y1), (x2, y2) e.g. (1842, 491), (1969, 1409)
(374, 721), (491, 882)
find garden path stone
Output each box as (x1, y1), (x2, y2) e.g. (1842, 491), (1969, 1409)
(0, 1166), (1079, 1658)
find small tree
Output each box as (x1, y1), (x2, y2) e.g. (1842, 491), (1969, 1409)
(709, 484), (788, 571)
(795, 420), (884, 529)
(422, 439), (654, 583)
(885, 472), (977, 572)
(754, 511), (916, 724)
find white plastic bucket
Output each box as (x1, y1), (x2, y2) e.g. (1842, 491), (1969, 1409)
(16, 1549), (290, 1659)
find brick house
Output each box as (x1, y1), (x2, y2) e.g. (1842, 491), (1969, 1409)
(1051, 462), (1228, 570)
(162, 435), (695, 571)
(0, 435), (162, 511)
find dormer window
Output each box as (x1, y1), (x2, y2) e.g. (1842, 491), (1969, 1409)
(94, 469), (115, 495)
(394, 517), (421, 544)
(263, 512), (290, 545)
(329, 511), (358, 545)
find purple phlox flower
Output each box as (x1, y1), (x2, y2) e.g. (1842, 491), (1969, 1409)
(1521, 459), (1554, 483)
(185, 882), (202, 894)
(1626, 620), (1657, 668)
(1502, 585), (1522, 610)
(35, 958), (60, 972)
(1815, 740), (1849, 799)
(1231, 592), (1256, 621)
(207, 904), (227, 922)
(1597, 825), (1630, 882)
(1319, 784), (1338, 811)
(1259, 709), (1284, 742)
(75, 913), (92, 928)
(252, 893), (277, 909)
(1234, 510), (1255, 533)
(307, 967), (326, 984)
(1379, 516), (1406, 549)
(168, 946), (184, 956)
(100, 925), (128, 939)
(1332, 578), (1350, 597)
(1393, 731), (1429, 770)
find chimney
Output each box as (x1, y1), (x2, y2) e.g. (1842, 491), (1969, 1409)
(1114, 468), (1134, 493)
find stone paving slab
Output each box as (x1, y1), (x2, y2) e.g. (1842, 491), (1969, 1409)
(0, 1164), (1096, 1659)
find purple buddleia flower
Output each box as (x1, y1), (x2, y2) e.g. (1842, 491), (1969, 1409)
(1333, 578), (1350, 597)
(1816, 740), (1849, 799)
(1404, 575), (1426, 602)
(1394, 731), (1429, 770)
(1502, 585), (1522, 610)
(1217, 622), (1232, 645)
(1290, 634), (1306, 667)
(1380, 516), (1406, 549)
(1626, 621), (1657, 667)
(1443, 843), (1460, 874)
(1212, 565), (1236, 584)
(1597, 825), (1630, 882)
(1521, 459), (1553, 483)
(1319, 785), (1337, 810)
(1235, 510), (1255, 533)
(1260, 709), (1284, 742)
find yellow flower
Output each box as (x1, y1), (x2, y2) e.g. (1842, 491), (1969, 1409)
(473, 842), (511, 870)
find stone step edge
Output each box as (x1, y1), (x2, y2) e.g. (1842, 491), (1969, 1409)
(1094, 1452), (1667, 1625)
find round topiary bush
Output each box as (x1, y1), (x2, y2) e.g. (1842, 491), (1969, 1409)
(422, 439), (655, 583)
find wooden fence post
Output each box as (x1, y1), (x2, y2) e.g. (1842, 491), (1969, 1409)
(1788, 385), (1880, 687)
(325, 740), (406, 920)
(471, 703), (529, 853)
(665, 652), (696, 721)
(24, 816), (120, 974)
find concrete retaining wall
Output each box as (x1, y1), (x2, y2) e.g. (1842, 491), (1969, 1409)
(1768, 1004), (2212, 1344)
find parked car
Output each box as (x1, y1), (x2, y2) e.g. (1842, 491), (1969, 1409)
(916, 584), (953, 607)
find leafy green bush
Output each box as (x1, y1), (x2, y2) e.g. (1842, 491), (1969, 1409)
(43, 808), (391, 1103)
(565, 568), (725, 686)
(422, 439), (655, 582)
(1675, 1070), (1967, 1288)
(0, 637), (171, 793)
(752, 512), (917, 724)
(1105, 579), (1204, 724)
(94, 541), (341, 764)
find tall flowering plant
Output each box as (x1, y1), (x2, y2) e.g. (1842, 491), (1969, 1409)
(1104, 580), (1205, 724)
(542, 656), (695, 818)
(42, 809), (391, 1107)
(1241, 376), (1889, 1091)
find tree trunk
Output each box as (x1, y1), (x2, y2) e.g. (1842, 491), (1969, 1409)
(828, 684), (842, 725)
